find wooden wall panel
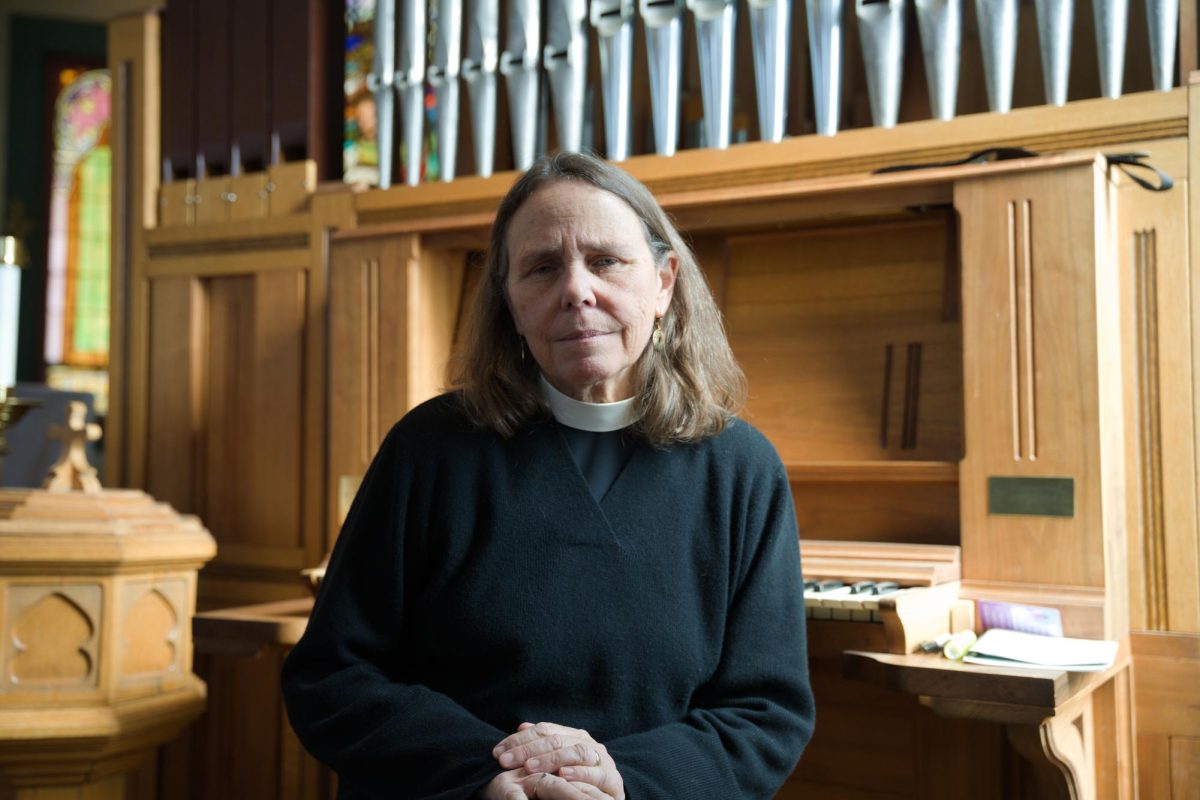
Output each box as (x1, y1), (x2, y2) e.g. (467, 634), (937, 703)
(724, 216), (962, 465)
(328, 236), (413, 546)
(956, 164), (1126, 603)
(1134, 632), (1200, 798)
(145, 276), (205, 514)
(1114, 160), (1198, 633)
(203, 271), (307, 576)
(1170, 737), (1200, 797)
(409, 248), (468, 405)
(271, 0), (339, 169)
(107, 13), (161, 490)
(791, 482), (959, 545)
(779, 659), (1009, 799)
(159, 0), (194, 179)
(326, 235), (468, 548)
(230, 0), (271, 173)
(193, 0), (231, 176)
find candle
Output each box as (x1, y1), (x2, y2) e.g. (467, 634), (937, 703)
(0, 236), (25, 389)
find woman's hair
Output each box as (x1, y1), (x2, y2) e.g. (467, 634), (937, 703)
(450, 151), (747, 445)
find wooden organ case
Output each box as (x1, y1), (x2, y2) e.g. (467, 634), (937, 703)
(110, 9), (1198, 791)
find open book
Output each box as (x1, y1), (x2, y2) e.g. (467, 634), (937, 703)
(963, 628), (1119, 672)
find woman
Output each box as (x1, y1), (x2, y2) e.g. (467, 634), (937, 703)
(282, 152), (814, 800)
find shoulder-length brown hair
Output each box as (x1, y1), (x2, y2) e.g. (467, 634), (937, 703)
(450, 151), (746, 445)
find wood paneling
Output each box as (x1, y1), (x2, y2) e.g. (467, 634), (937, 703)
(1133, 631), (1200, 738)
(159, 0), (194, 179)
(145, 277), (205, 514)
(230, 0), (270, 174)
(193, 0), (231, 176)
(107, 13), (161, 490)
(202, 271), (307, 571)
(327, 234), (468, 546)
(328, 235), (414, 545)
(956, 164), (1128, 635)
(1133, 631), (1200, 799)
(725, 216), (962, 465)
(1171, 737), (1200, 798)
(781, 659), (1009, 799)
(790, 481), (959, 545)
(1115, 157), (1198, 633)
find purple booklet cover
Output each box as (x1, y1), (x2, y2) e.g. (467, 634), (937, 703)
(976, 600), (1064, 638)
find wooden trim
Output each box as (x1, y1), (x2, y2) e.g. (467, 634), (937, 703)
(353, 91), (1184, 222)
(107, 13), (160, 489)
(1131, 629), (1200, 659)
(1132, 631), (1200, 739)
(786, 461), (959, 483)
(147, 214), (311, 247)
(145, 248), (311, 278)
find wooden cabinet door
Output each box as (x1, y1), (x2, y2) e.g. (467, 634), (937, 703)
(956, 161), (1129, 640)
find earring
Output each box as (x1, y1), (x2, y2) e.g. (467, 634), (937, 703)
(652, 319), (664, 349)
(520, 338), (527, 363)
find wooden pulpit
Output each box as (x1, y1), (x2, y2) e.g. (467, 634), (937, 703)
(0, 409), (216, 799)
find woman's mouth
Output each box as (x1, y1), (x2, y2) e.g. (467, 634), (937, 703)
(558, 330), (610, 342)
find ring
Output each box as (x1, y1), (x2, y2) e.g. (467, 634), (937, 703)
(593, 750), (602, 767)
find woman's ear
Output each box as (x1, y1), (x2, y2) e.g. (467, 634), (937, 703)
(656, 252), (679, 316)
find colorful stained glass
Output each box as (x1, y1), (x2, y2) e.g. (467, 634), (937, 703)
(344, 0), (379, 184)
(43, 67), (111, 408)
(344, 0), (446, 185)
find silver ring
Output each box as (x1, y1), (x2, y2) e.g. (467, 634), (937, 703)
(593, 750), (602, 767)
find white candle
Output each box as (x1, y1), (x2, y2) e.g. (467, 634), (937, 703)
(0, 236), (23, 388)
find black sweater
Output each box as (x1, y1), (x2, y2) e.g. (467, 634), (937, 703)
(281, 393), (814, 799)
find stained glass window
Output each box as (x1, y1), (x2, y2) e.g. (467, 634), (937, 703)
(343, 0), (439, 185)
(344, 0), (379, 184)
(43, 67), (111, 412)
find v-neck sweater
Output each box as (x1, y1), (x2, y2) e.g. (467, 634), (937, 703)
(282, 392), (814, 800)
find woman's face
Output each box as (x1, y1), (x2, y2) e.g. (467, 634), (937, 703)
(505, 181), (677, 403)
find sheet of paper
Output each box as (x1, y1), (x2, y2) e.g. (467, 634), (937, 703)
(964, 628), (1118, 671)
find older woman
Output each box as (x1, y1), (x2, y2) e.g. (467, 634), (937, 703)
(282, 152), (814, 800)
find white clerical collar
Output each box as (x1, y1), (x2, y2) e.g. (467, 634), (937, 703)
(539, 375), (639, 432)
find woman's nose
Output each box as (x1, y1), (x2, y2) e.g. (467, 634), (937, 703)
(560, 262), (597, 308)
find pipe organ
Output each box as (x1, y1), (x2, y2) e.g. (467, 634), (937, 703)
(353, 0), (1184, 181)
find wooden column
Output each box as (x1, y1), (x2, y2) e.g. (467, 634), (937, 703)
(107, 12), (160, 490)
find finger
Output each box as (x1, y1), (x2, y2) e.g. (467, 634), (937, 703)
(499, 732), (583, 769)
(495, 722), (586, 757)
(565, 783), (615, 800)
(559, 765), (622, 798)
(524, 742), (605, 775)
(529, 773), (609, 800)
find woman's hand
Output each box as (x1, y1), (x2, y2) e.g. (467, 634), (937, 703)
(480, 767), (539, 800)
(493, 722), (625, 800)
(479, 767), (616, 800)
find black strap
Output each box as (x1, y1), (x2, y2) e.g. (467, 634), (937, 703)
(873, 147), (1040, 174)
(1106, 151), (1175, 192)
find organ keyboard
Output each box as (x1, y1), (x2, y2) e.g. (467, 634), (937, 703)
(799, 540), (974, 657)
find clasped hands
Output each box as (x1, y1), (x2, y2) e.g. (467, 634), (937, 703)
(482, 721), (626, 800)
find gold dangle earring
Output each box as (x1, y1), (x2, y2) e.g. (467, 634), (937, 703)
(652, 319), (664, 350)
